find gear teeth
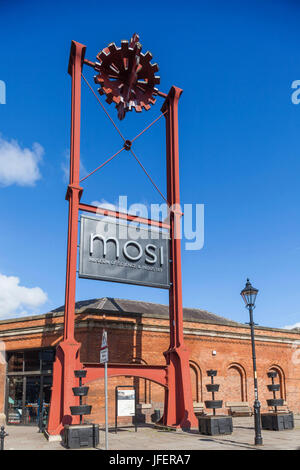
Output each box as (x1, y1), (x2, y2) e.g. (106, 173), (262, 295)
(151, 63), (159, 73)
(98, 49), (109, 62)
(95, 35), (159, 119)
(121, 40), (129, 50)
(108, 42), (117, 53)
(144, 51), (153, 61)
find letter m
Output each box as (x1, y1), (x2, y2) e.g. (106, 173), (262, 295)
(89, 233), (119, 258)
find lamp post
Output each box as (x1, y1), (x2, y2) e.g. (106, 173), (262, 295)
(240, 278), (263, 446)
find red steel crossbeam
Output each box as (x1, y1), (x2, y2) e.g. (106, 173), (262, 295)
(82, 363), (168, 389)
(79, 202), (170, 230)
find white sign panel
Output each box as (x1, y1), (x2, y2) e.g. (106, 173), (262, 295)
(117, 389), (135, 417)
(101, 330), (108, 348)
(100, 348), (108, 364)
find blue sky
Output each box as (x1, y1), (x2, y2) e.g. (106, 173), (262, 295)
(1, 0), (300, 328)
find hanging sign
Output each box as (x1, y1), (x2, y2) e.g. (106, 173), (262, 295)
(79, 215), (170, 289)
(100, 330), (108, 363)
(100, 348), (108, 364)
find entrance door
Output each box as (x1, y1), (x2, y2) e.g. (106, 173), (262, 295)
(6, 375), (52, 426)
(40, 376), (52, 430)
(7, 376), (23, 424)
(24, 376), (41, 425)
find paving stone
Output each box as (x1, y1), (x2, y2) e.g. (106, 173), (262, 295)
(3, 416), (300, 450)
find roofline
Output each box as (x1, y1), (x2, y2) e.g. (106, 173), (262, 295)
(0, 306), (298, 337)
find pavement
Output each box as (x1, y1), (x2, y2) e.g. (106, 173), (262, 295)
(2, 416), (300, 451)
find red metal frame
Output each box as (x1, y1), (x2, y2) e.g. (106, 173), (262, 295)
(47, 40), (197, 437)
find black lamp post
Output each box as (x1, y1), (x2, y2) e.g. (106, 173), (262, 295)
(240, 278), (263, 446)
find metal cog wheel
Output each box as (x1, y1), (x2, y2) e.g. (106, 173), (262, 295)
(94, 33), (160, 120)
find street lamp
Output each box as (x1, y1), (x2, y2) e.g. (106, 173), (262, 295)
(240, 278), (263, 446)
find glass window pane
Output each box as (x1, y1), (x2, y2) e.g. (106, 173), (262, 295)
(40, 349), (55, 371)
(24, 376), (40, 425)
(24, 350), (40, 372)
(7, 352), (24, 373)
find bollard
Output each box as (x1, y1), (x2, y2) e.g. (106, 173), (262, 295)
(0, 426), (8, 450)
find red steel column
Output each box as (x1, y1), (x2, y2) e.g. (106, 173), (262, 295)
(161, 86), (198, 429)
(47, 41), (86, 436)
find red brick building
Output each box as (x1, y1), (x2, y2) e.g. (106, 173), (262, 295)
(0, 297), (299, 427)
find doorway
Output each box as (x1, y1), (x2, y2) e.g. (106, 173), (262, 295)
(6, 348), (55, 427)
(7, 375), (52, 426)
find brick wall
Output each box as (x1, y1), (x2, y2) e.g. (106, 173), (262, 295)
(0, 308), (299, 426)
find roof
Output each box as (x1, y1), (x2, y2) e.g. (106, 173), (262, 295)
(51, 297), (241, 327)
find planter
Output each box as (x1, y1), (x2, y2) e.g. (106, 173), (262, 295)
(267, 399), (284, 407)
(267, 384), (280, 392)
(198, 415), (233, 435)
(70, 405), (92, 416)
(267, 371), (277, 379)
(72, 386), (89, 396)
(74, 370), (87, 378)
(207, 370), (217, 377)
(206, 384), (219, 393)
(261, 412), (294, 431)
(64, 424), (99, 449)
(205, 400), (223, 409)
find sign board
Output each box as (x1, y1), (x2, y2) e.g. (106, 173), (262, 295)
(100, 348), (108, 364)
(101, 330), (108, 349)
(117, 389), (136, 417)
(79, 215), (170, 289)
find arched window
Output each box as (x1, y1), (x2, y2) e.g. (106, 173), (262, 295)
(189, 361), (202, 403)
(268, 365), (286, 400)
(132, 357), (151, 404)
(225, 363), (247, 402)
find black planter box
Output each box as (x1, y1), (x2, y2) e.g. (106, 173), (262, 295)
(198, 415), (233, 435)
(74, 370), (87, 378)
(266, 399), (284, 407)
(206, 384), (220, 393)
(63, 424), (99, 449)
(261, 412), (294, 431)
(204, 400), (223, 409)
(70, 405), (92, 415)
(267, 384), (280, 392)
(207, 370), (217, 377)
(72, 386), (89, 396)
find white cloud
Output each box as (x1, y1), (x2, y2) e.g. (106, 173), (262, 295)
(0, 273), (48, 319)
(283, 322), (300, 330)
(0, 136), (43, 186)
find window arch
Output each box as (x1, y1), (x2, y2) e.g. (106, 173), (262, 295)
(132, 357), (151, 404)
(268, 365), (286, 400)
(189, 361), (202, 403)
(225, 363), (247, 402)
